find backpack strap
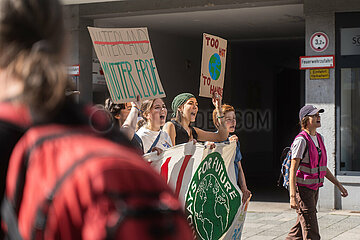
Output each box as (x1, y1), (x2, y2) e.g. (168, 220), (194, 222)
(277, 134), (308, 188)
(297, 132), (309, 159)
(13, 130), (92, 214)
(146, 131), (162, 154)
(2, 129), (96, 240)
(1, 197), (23, 240)
(104, 191), (183, 240)
(31, 151), (121, 240)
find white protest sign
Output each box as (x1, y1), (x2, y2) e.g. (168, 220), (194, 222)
(88, 27), (165, 103)
(299, 55), (335, 69)
(200, 33), (227, 98)
(146, 141), (249, 240)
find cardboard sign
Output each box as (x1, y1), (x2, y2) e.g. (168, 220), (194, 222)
(146, 141), (249, 240)
(200, 33), (227, 98)
(88, 27), (165, 103)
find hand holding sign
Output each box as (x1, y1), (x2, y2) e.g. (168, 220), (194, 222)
(212, 92), (222, 110)
(131, 95), (142, 110)
(212, 92), (225, 126)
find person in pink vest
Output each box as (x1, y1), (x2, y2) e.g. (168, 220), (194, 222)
(286, 105), (348, 240)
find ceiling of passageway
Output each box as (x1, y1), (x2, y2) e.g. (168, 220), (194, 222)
(95, 4), (304, 41)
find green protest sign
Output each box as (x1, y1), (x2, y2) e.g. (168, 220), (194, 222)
(88, 27), (166, 103)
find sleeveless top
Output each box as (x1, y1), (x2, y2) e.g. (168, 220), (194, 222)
(171, 120), (198, 145)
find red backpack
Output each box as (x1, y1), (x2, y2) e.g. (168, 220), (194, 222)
(2, 123), (192, 240)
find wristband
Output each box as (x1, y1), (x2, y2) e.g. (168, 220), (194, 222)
(133, 106), (141, 112)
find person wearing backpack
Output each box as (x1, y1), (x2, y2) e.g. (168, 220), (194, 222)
(0, 0), (192, 239)
(286, 105), (348, 240)
(136, 98), (172, 155)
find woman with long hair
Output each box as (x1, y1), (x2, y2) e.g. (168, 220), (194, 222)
(212, 104), (251, 204)
(286, 105), (348, 240)
(104, 97), (143, 151)
(136, 98), (172, 154)
(104, 98), (133, 127)
(163, 92), (228, 146)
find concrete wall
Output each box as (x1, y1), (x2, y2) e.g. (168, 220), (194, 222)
(64, 5), (94, 104)
(304, 0), (360, 210)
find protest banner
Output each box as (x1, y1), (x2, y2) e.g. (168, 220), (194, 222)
(146, 141), (249, 240)
(199, 33), (227, 98)
(88, 27), (165, 103)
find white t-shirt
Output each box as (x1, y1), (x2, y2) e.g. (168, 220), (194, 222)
(136, 126), (172, 153)
(291, 132), (324, 164)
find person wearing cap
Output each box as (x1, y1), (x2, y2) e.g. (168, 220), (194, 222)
(163, 92), (228, 146)
(286, 105), (348, 240)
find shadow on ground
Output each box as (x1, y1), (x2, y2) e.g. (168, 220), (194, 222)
(246, 174), (290, 202)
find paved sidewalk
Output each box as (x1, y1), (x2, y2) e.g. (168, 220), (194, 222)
(242, 202), (360, 240)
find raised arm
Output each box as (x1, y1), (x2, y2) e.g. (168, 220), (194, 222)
(163, 121), (176, 146)
(120, 96), (141, 140)
(195, 93), (228, 142)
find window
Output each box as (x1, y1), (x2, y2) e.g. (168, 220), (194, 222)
(340, 68), (360, 171)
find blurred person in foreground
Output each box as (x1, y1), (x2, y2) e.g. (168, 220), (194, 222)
(0, 0), (192, 239)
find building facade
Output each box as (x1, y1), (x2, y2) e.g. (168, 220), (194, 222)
(63, 0), (360, 210)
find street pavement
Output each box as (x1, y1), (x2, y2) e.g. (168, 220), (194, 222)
(242, 201), (360, 240)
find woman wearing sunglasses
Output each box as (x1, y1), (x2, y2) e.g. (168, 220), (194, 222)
(287, 105), (348, 240)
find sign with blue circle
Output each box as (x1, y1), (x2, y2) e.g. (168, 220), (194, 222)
(209, 53), (221, 80)
(199, 33), (227, 98)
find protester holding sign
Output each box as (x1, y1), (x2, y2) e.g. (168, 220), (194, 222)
(136, 98), (172, 154)
(104, 96), (144, 152)
(212, 104), (251, 204)
(104, 97), (138, 137)
(163, 92), (228, 145)
(104, 98), (132, 127)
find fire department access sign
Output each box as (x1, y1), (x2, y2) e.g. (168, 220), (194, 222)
(199, 33), (227, 98)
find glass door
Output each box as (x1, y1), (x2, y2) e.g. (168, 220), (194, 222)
(340, 68), (360, 171)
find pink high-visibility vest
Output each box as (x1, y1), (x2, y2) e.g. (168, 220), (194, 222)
(295, 131), (327, 190)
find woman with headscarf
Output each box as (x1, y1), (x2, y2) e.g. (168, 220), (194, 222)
(163, 92), (228, 146)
